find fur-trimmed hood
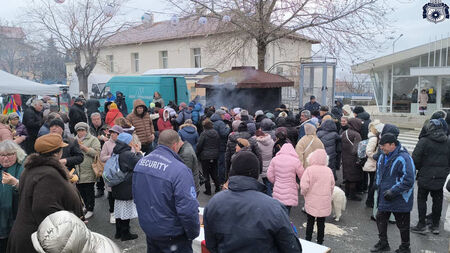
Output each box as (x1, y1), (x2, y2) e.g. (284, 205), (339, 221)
(179, 123), (197, 132)
(24, 153), (68, 180)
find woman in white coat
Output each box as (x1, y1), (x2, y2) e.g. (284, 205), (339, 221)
(363, 120), (384, 208)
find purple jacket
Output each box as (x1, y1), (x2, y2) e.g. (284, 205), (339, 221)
(14, 123), (28, 137)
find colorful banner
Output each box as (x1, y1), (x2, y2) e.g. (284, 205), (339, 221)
(2, 95), (21, 116)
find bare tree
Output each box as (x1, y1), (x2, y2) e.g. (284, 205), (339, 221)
(167, 0), (392, 70)
(25, 0), (129, 95)
(338, 74), (372, 94)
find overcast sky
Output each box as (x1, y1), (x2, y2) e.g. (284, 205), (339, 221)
(1, 0), (450, 65)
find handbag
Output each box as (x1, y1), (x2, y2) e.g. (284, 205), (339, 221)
(92, 154), (105, 178)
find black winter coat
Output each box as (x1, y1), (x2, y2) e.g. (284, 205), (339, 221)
(69, 104), (87, 134)
(62, 136), (84, 171)
(356, 111), (371, 140)
(196, 129), (220, 160)
(317, 119), (341, 170)
(204, 176), (302, 253)
(22, 106), (43, 154)
(112, 141), (143, 200)
(412, 121), (450, 190)
(211, 113), (230, 152)
(85, 98), (100, 116)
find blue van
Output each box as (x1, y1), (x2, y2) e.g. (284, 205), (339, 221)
(102, 76), (190, 111)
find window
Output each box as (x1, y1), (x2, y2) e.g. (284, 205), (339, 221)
(192, 48), (201, 68)
(107, 55), (114, 73)
(131, 53), (139, 72)
(160, 51), (168, 69)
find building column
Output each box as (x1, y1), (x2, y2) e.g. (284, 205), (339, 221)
(437, 76), (442, 110)
(382, 67), (389, 113)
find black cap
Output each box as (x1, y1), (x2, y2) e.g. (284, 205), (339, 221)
(352, 106), (365, 114)
(49, 119), (65, 130)
(310, 95), (316, 100)
(379, 133), (397, 145)
(229, 151), (260, 179)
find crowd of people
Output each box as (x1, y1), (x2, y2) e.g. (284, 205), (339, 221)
(0, 91), (449, 253)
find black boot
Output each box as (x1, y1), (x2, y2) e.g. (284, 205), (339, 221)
(429, 224), (440, 235)
(425, 213), (433, 225)
(114, 219), (121, 239)
(370, 240), (390, 252)
(411, 222), (428, 235)
(204, 184), (212, 195)
(121, 219), (138, 241)
(395, 243), (411, 253)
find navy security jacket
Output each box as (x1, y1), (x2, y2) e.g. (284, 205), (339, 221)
(376, 144), (415, 213)
(133, 145), (200, 240)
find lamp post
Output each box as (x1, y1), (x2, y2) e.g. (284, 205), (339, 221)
(392, 34), (404, 54)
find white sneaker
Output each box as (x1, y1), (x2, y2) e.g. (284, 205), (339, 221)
(85, 211), (94, 219)
(110, 213), (115, 224)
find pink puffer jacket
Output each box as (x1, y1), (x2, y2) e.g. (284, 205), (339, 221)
(267, 143), (304, 207)
(300, 149), (335, 217)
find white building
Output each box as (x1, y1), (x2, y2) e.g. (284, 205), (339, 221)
(66, 15), (318, 84)
(352, 37), (450, 114)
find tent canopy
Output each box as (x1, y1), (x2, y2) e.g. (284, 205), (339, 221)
(0, 70), (61, 95)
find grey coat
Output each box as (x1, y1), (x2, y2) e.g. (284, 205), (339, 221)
(178, 142), (200, 194)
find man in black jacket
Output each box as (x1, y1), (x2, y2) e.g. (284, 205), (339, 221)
(304, 95), (320, 113)
(411, 119), (450, 235)
(204, 151), (302, 253)
(22, 99), (44, 154)
(353, 106), (372, 192)
(196, 119), (220, 195)
(115, 91), (128, 117)
(85, 98), (100, 124)
(210, 110), (230, 185)
(49, 119), (84, 175)
(353, 106), (371, 140)
(69, 97), (87, 134)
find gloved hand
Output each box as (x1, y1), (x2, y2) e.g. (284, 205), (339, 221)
(383, 190), (394, 201)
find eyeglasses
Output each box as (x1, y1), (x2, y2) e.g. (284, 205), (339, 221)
(0, 153), (16, 157)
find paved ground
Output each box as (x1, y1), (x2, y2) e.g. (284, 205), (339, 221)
(397, 130), (420, 153)
(87, 174), (449, 253)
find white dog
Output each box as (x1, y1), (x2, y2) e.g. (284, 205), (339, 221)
(332, 186), (347, 221)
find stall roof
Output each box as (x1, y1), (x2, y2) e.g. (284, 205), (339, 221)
(195, 66), (294, 88)
(0, 70), (61, 95)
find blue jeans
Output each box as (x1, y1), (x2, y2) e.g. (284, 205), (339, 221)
(262, 177), (273, 197)
(146, 236), (192, 253)
(217, 152), (225, 184)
